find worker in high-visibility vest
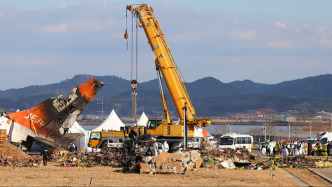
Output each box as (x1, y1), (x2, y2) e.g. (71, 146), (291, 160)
(276, 140), (281, 155)
(316, 141), (322, 156)
(304, 140), (308, 156)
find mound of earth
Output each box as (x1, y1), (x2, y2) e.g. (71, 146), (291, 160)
(0, 141), (31, 160)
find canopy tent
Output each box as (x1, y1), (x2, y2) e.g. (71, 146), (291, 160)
(68, 121), (89, 150)
(92, 109), (125, 131)
(137, 112), (149, 127)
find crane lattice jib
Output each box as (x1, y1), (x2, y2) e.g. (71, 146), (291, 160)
(127, 4), (195, 122)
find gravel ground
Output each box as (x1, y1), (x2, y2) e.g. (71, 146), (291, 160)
(0, 163), (302, 186)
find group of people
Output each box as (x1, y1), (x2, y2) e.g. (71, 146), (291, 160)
(261, 139), (328, 157)
(152, 141), (169, 156)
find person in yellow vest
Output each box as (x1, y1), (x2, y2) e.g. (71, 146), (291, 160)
(316, 141), (322, 156)
(276, 140), (281, 155)
(289, 140), (294, 155)
(304, 140), (308, 156)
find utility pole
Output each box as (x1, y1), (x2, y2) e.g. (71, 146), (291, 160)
(261, 116), (264, 140)
(288, 123), (290, 140)
(310, 123), (312, 137)
(97, 99), (104, 122)
(264, 123), (268, 142)
(227, 123), (232, 133)
(183, 103), (187, 150)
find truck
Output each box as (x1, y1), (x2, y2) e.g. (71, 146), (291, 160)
(89, 130), (125, 150)
(88, 127), (145, 150)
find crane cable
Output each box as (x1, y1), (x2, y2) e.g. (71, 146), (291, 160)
(129, 11), (139, 126)
(124, 8), (128, 49)
(131, 11), (134, 81)
(136, 13), (138, 81)
(125, 9), (138, 82)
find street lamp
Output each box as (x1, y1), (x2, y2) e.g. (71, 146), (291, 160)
(227, 123), (232, 133)
(310, 123), (312, 137)
(264, 123), (268, 142)
(288, 123), (291, 140)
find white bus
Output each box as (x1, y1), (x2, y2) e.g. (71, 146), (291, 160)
(218, 133), (254, 152)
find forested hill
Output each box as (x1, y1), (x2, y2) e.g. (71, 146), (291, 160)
(1, 74), (332, 116)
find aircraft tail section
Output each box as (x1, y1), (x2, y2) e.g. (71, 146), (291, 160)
(7, 78), (105, 141)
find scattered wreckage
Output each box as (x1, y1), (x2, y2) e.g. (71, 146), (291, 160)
(50, 132), (332, 175)
(1, 134), (332, 174)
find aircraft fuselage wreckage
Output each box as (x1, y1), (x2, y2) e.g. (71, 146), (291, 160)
(0, 78), (105, 149)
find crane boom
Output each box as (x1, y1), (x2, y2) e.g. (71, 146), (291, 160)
(127, 4), (210, 129)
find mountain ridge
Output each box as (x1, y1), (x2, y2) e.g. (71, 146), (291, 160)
(1, 74), (332, 116)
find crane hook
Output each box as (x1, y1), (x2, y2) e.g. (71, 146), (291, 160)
(124, 30), (128, 50)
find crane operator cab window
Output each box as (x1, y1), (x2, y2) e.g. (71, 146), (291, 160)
(90, 132), (101, 140)
(147, 120), (163, 130)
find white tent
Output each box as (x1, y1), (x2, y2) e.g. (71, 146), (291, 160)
(137, 112), (149, 127)
(92, 109), (125, 131)
(68, 121), (89, 150)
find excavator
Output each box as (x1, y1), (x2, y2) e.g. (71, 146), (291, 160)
(89, 4), (211, 152)
(125, 4), (211, 151)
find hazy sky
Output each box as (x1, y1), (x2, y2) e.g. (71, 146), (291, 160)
(0, 0), (332, 90)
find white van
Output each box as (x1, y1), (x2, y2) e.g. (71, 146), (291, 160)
(218, 133), (254, 152)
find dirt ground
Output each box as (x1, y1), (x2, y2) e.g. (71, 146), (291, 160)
(284, 168), (332, 187)
(0, 163), (304, 186)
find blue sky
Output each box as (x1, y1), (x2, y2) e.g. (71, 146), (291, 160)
(0, 0), (332, 90)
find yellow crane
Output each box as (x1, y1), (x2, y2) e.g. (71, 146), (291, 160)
(126, 4), (211, 149)
(89, 4), (211, 151)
